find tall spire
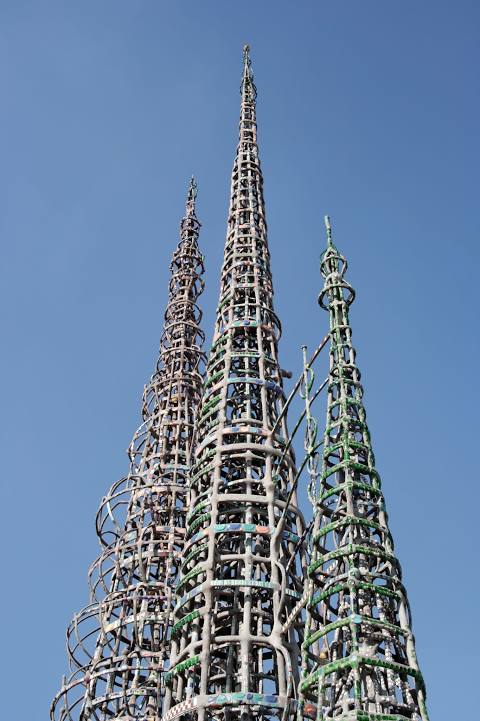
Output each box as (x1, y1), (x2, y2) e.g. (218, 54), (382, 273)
(163, 47), (306, 721)
(51, 179), (206, 721)
(298, 220), (428, 720)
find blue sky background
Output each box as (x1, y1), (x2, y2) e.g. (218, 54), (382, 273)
(1, 2), (478, 719)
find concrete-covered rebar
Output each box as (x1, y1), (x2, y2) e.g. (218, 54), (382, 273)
(298, 218), (428, 721)
(51, 179), (206, 721)
(162, 46), (307, 721)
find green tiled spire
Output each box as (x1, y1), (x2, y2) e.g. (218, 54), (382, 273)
(299, 218), (428, 721)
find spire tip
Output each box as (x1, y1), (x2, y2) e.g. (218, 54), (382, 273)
(240, 43), (256, 100)
(186, 176), (197, 217)
(325, 215), (333, 247)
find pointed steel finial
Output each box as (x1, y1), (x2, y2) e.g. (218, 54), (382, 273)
(324, 214), (333, 247)
(186, 176), (197, 217)
(241, 43), (256, 100)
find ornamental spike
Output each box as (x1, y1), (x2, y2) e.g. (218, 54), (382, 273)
(241, 42), (257, 102)
(298, 220), (429, 721)
(51, 181), (206, 721)
(162, 46), (306, 721)
(324, 214), (333, 248)
(186, 176), (197, 218)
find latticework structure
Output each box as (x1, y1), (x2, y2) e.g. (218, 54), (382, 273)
(162, 46), (307, 721)
(50, 44), (430, 721)
(51, 178), (206, 721)
(298, 218), (428, 721)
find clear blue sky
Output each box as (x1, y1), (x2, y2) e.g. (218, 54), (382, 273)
(1, 2), (478, 719)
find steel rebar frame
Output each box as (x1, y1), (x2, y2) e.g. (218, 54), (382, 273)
(162, 47), (307, 721)
(51, 179), (206, 721)
(298, 218), (428, 721)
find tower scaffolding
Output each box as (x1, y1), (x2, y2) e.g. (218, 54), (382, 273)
(298, 218), (429, 721)
(51, 179), (206, 721)
(50, 47), (432, 721)
(162, 46), (307, 721)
